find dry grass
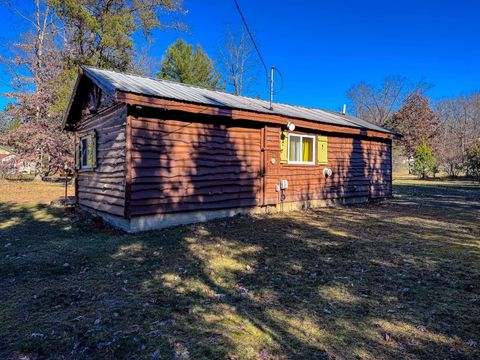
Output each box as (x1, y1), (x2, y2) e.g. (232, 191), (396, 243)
(0, 179), (74, 205)
(0, 180), (479, 359)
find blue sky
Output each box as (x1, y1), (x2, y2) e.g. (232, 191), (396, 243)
(0, 0), (479, 112)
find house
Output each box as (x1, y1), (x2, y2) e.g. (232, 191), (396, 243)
(0, 145), (16, 163)
(63, 66), (396, 232)
(0, 146), (37, 174)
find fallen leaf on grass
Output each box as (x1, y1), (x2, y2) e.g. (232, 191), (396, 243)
(467, 339), (477, 347)
(416, 325), (428, 332)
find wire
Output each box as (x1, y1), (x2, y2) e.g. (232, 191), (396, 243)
(273, 67), (284, 95)
(232, 0), (285, 100)
(232, 0), (268, 79)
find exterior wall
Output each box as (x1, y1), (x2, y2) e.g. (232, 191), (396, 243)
(75, 103), (127, 216)
(262, 126), (392, 205)
(126, 108), (263, 217)
(75, 105), (392, 231)
(124, 109), (392, 221)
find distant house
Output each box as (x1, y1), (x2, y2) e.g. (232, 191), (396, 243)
(0, 145), (16, 163)
(63, 66), (396, 232)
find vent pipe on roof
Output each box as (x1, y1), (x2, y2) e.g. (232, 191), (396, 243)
(342, 104), (347, 115)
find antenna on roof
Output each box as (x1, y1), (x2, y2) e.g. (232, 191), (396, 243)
(269, 67), (275, 110)
(342, 104), (347, 115)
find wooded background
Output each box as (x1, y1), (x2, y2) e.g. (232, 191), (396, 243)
(0, 0), (479, 180)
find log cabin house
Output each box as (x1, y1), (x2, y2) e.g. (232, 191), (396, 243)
(63, 66), (396, 232)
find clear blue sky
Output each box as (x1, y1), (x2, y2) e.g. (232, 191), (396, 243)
(0, 0), (479, 112)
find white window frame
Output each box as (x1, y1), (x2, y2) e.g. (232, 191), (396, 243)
(80, 136), (92, 169)
(287, 134), (316, 165)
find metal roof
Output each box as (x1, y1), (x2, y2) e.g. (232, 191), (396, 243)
(83, 66), (394, 134)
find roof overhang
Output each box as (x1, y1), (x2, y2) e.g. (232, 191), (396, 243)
(117, 91), (395, 139)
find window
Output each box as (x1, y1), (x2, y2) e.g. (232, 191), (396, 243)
(288, 134), (315, 164)
(76, 131), (97, 170)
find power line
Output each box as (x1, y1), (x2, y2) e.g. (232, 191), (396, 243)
(232, 0), (268, 77)
(273, 67), (284, 95)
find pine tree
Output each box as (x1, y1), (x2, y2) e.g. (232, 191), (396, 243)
(158, 39), (220, 88)
(50, 0), (185, 71)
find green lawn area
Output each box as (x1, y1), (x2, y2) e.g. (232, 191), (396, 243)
(0, 180), (479, 359)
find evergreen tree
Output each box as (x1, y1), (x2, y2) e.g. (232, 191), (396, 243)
(158, 39), (220, 88)
(50, 0), (185, 71)
(0, 106), (20, 134)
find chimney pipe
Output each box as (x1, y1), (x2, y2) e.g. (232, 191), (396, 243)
(342, 104), (347, 115)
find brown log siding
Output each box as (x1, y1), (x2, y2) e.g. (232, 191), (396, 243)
(76, 103), (127, 216)
(125, 112), (392, 218)
(74, 103), (392, 219)
(263, 126), (392, 204)
(128, 111), (263, 217)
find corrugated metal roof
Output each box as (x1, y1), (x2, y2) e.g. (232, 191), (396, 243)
(83, 66), (394, 134)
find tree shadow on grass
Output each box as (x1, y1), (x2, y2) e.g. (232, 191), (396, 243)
(1, 192), (479, 359)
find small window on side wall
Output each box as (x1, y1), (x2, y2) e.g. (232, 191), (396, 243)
(76, 130), (97, 170)
(288, 134), (315, 164)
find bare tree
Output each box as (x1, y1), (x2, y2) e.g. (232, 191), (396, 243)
(347, 76), (430, 127)
(220, 27), (258, 96)
(434, 93), (480, 176)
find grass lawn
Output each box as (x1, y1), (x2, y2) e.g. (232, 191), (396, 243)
(0, 179), (479, 359)
(0, 179), (74, 205)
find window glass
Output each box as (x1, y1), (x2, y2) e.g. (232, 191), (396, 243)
(87, 137), (94, 165)
(289, 135), (302, 162)
(81, 137), (89, 168)
(302, 137), (313, 162)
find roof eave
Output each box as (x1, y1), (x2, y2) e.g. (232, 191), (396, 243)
(63, 66), (119, 131)
(117, 90), (395, 139)
(62, 67), (84, 131)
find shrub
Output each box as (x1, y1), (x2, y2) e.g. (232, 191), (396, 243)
(412, 140), (437, 179)
(465, 143), (480, 181)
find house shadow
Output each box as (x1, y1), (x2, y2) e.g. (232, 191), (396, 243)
(293, 129), (392, 205)
(127, 105), (260, 220)
(4, 115), (476, 358)
(1, 189), (478, 358)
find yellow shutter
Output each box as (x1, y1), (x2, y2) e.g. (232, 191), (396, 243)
(317, 136), (328, 164)
(280, 130), (288, 163)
